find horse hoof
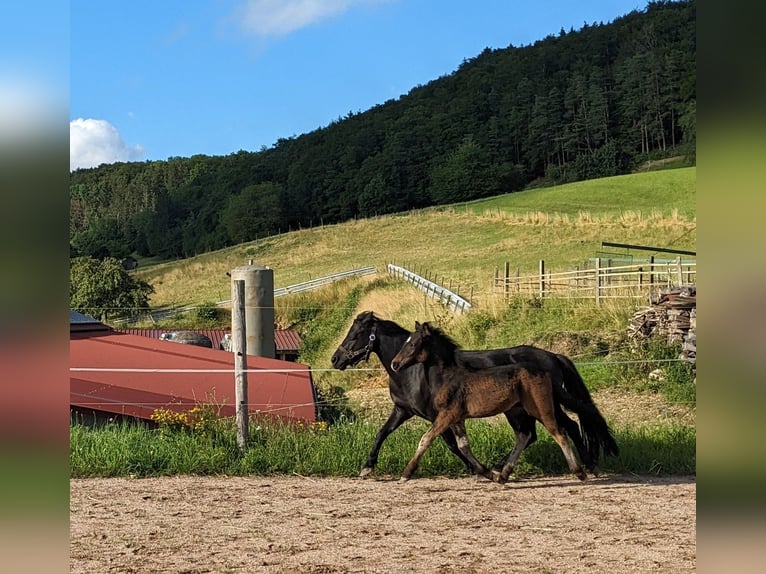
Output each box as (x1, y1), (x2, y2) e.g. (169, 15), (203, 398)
(490, 469), (506, 484)
(575, 469), (587, 481)
(398, 476), (410, 484)
(359, 467), (373, 478)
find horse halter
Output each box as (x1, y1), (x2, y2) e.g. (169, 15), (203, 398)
(339, 323), (377, 364)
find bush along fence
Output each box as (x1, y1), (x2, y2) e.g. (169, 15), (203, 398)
(387, 263), (472, 314)
(494, 257), (696, 305)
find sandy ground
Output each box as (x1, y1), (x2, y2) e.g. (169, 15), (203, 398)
(70, 473), (695, 573)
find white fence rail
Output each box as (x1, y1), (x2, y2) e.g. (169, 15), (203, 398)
(387, 263), (472, 314)
(272, 267), (377, 298)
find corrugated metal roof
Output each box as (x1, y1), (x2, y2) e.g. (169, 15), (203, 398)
(275, 329), (302, 352)
(117, 328), (301, 353)
(70, 330), (316, 424)
(70, 311), (111, 333)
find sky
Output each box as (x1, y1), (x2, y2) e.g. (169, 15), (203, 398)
(70, 0), (645, 171)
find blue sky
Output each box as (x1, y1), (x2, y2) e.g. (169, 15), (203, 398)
(0, 3), (68, 154)
(70, 0), (644, 171)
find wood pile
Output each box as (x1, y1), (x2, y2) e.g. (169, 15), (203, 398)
(628, 286), (696, 365)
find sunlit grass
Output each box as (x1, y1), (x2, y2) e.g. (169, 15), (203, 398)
(70, 415), (695, 479)
(134, 168), (695, 309)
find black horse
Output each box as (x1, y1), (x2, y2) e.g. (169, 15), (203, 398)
(331, 311), (618, 479)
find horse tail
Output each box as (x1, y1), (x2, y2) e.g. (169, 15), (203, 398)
(555, 353), (595, 404)
(555, 355), (619, 463)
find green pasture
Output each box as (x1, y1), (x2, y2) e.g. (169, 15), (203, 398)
(134, 167), (695, 310)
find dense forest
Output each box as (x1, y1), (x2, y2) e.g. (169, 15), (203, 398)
(70, 0), (695, 261)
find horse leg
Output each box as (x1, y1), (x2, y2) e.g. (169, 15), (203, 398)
(556, 405), (596, 474)
(439, 427), (486, 476)
(548, 425), (587, 481)
(496, 410), (537, 484)
(537, 405), (587, 481)
(360, 406), (413, 477)
(400, 414), (455, 483)
(525, 380), (587, 481)
(449, 422), (494, 482)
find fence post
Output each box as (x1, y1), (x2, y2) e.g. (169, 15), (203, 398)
(676, 257), (683, 286)
(232, 278), (249, 451)
(504, 261), (510, 298)
(595, 257), (602, 306)
(539, 260), (545, 298)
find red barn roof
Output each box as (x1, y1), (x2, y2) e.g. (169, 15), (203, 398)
(70, 322), (316, 424)
(117, 328), (302, 353)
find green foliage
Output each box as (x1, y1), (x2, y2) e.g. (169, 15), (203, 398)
(70, 256), (154, 320)
(195, 301), (221, 323)
(610, 338), (696, 404)
(69, 1), (695, 261)
(220, 183), (282, 244)
(314, 385), (356, 425)
(70, 416), (695, 479)
(285, 282), (365, 367)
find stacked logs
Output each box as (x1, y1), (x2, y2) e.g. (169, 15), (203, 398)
(628, 286), (696, 364)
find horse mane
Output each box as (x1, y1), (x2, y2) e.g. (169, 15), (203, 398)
(420, 322), (462, 357)
(359, 311), (409, 337)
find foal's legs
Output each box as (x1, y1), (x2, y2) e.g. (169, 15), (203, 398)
(499, 384), (587, 482)
(400, 415), (493, 483)
(555, 405), (595, 473)
(534, 404), (587, 481)
(362, 406), (486, 478)
(548, 425), (587, 481)
(494, 409), (537, 483)
(450, 422), (495, 482)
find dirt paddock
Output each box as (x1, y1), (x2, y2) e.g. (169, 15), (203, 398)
(70, 473), (695, 573)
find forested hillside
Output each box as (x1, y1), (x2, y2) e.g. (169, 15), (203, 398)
(70, 0), (695, 261)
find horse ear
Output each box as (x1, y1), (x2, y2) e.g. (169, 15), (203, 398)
(422, 322), (431, 335)
(414, 321), (421, 330)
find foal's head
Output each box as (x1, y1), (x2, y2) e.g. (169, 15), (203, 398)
(390, 321), (459, 372)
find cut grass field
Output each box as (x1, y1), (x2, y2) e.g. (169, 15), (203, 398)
(134, 167), (696, 310)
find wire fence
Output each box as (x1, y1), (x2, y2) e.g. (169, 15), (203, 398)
(70, 354), (697, 413)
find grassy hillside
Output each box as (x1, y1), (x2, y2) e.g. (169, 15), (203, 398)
(136, 167), (695, 310)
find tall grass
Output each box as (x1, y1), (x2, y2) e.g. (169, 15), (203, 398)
(70, 416), (695, 479)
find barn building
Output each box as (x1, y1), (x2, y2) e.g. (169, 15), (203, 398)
(70, 311), (317, 425)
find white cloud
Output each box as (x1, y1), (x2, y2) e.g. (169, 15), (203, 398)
(69, 118), (144, 171)
(236, 0), (388, 38)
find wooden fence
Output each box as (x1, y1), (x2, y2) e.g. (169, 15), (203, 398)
(494, 257), (696, 303)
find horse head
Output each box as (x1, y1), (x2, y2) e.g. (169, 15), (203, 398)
(390, 321), (432, 372)
(330, 311), (379, 370)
